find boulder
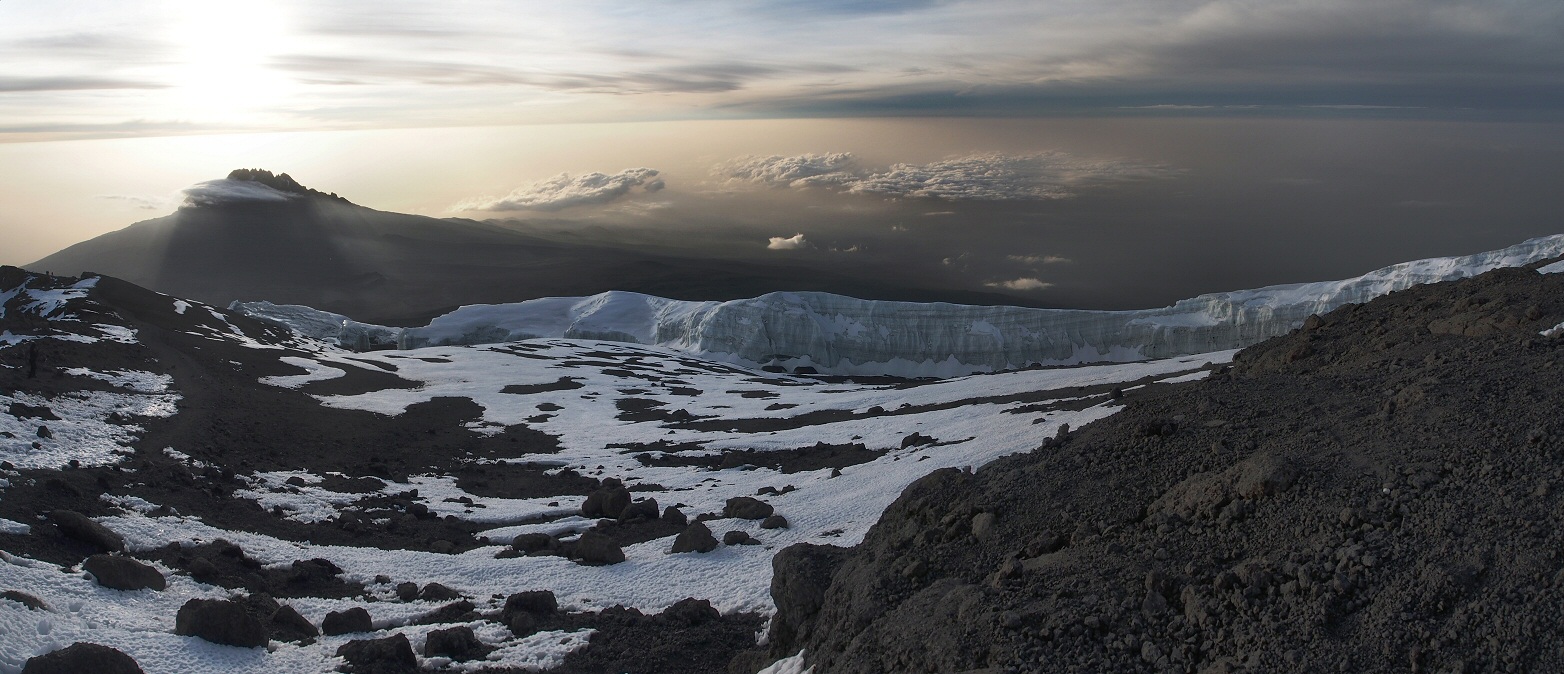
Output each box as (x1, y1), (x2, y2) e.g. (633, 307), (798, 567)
(503, 590), (559, 618)
(83, 554), (166, 591)
(761, 515), (789, 530)
(661, 506), (688, 527)
(174, 598), (268, 648)
(269, 604), (319, 642)
(394, 582), (419, 602)
(423, 625), (492, 661)
(670, 522), (719, 554)
(619, 497), (659, 522)
(510, 533), (554, 554)
(722, 530), (751, 546)
(417, 582), (461, 601)
(413, 600), (477, 625)
(49, 511), (124, 552)
(724, 497), (773, 520)
(336, 633), (418, 674)
(322, 607), (374, 636)
(22, 642), (143, 674)
(569, 531), (625, 565)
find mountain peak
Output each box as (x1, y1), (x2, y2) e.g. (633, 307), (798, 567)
(218, 169), (351, 204)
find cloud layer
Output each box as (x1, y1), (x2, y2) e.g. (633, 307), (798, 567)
(181, 179), (300, 207)
(721, 152), (1171, 201)
(456, 168), (663, 212)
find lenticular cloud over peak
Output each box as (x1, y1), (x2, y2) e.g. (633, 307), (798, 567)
(719, 151), (1173, 201)
(180, 179), (301, 208)
(455, 167), (664, 212)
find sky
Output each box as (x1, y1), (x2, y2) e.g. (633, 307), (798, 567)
(3, 0), (1564, 308)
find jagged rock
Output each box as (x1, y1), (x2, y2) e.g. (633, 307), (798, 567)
(582, 485), (632, 518)
(336, 633), (417, 674)
(175, 598), (268, 648)
(670, 522), (719, 554)
(423, 625), (491, 661)
(49, 510), (124, 552)
(22, 643), (143, 674)
(321, 607), (373, 636)
(83, 554), (166, 591)
(723, 497), (774, 520)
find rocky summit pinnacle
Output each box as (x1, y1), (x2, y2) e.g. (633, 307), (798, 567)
(225, 168), (349, 203)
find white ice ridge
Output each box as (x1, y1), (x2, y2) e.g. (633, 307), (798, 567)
(233, 234), (1564, 377)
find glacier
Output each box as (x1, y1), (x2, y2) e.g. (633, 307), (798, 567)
(232, 234), (1564, 377)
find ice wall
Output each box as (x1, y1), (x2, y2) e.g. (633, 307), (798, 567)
(228, 301), (400, 351)
(234, 234), (1564, 377)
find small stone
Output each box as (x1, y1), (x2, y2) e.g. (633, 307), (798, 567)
(268, 604), (318, 642)
(418, 582), (461, 602)
(661, 506), (688, 527)
(395, 582), (419, 602)
(760, 514), (789, 529)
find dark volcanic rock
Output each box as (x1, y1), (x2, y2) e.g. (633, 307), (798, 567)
(336, 633), (417, 674)
(22, 643), (143, 674)
(322, 607), (374, 636)
(511, 533), (555, 554)
(722, 530), (752, 546)
(175, 598), (268, 648)
(423, 625), (492, 661)
(766, 265), (1564, 674)
(417, 582), (461, 601)
(268, 604), (319, 642)
(670, 521), (719, 554)
(48, 510), (124, 552)
(83, 554), (166, 591)
(723, 497), (773, 520)
(2, 590), (48, 611)
(567, 531), (626, 565)
(761, 514), (789, 530)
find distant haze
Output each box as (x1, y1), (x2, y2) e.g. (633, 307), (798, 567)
(6, 118), (1562, 311)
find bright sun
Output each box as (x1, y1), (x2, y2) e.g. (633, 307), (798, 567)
(166, 1), (293, 123)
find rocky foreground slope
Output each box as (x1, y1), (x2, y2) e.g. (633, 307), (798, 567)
(756, 261), (1564, 673)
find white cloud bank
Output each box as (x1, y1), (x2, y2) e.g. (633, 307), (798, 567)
(719, 152), (1172, 201)
(767, 233), (809, 250)
(987, 277), (1053, 291)
(456, 168), (663, 211)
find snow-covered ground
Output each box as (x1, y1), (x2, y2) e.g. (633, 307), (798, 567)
(1, 331), (1231, 674)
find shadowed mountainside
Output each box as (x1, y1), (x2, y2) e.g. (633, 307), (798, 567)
(30, 170), (1033, 326)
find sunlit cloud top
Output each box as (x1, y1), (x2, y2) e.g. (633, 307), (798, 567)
(3, 0), (1563, 140)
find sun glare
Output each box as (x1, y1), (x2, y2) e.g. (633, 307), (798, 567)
(166, 1), (293, 123)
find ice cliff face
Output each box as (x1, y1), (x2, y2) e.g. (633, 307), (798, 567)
(232, 234), (1564, 377)
(230, 301), (400, 351)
